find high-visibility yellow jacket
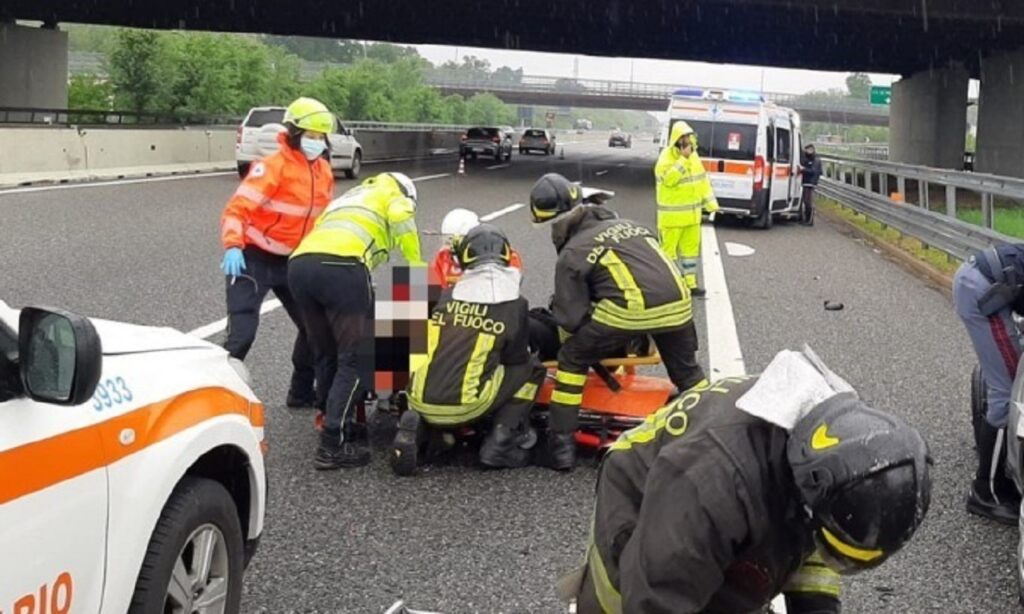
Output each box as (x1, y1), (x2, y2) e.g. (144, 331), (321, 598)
(291, 174), (423, 269)
(654, 122), (719, 228)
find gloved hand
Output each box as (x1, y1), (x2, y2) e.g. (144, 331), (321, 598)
(221, 247), (246, 277)
(704, 201), (720, 215)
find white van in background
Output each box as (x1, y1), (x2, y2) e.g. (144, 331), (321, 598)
(235, 106), (363, 180)
(662, 88), (804, 229)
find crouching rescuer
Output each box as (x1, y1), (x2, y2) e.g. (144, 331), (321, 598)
(557, 347), (933, 614)
(529, 172), (707, 472)
(393, 224), (545, 476)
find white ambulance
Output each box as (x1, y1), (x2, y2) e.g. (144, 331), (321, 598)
(662, 88), (805, 229)
(0, 300), (266, 613)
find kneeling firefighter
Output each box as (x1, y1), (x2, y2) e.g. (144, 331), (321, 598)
(394, 224), (546, 476)
(558, 347), (933, 614)
(288, 172), (424, 471)
(529, 172), (707, 471)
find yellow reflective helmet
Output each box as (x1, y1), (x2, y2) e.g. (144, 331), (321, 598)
(283, 97), (334, 135)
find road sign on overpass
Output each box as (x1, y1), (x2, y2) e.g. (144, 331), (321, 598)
(870, 86), (892, 106)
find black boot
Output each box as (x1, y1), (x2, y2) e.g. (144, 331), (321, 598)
(544, 431), (577, 472)
(390, 410), (426, 477)
(966, 421), (1020, 525)
(287, 390), (317, 409)
(314, 427), (370, 471)
(480, 424), (532, 469)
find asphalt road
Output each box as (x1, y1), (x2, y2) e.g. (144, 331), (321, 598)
(0, 136), (1014, 613)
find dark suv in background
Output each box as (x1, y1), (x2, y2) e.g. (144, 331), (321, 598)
(461, 127), (514, 161)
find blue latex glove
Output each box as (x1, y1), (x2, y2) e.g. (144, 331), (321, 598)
(221, 247), (246, 277)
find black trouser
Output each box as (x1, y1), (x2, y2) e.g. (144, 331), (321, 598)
(487, 359), (548, 429)
(224, 247), (315, 397)
(287, 254), (374, 434)
(801, 185), (816, 223)
(548, 320), (705, 432)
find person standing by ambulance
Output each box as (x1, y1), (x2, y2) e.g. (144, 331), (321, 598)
(288, 172), (425, 470)
(654, 122), (719, 297)
(219, 97), (335, 408)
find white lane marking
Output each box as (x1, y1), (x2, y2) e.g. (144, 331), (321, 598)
(0, 171), (236, 196)
(480, 203), (525, 221)
(702, 224), (746, 379)
(595, 170), (609, 176)
(413, 173), (450, 182)
(485, 163), (510, 171)
(189, 298), (282, 340)
(616, 163), (626, 167)
(724, 242), (756, 257)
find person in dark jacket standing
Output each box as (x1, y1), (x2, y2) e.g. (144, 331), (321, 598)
(953, 245), (1024, 524)
(799, 144), (823, 226)
(556, 347), (933, 614)
(528, 173), (707, 472)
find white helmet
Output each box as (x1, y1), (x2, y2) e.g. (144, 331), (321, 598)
(387, 172), (417, 203)
(441, 208), (480, 237)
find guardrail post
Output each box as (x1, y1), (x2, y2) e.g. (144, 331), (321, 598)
(921, 181), (930, 210)
(866, 170), (874, 193)
(897, 176), (906, 201)
(982, 193), (994, 229)
(945, 185), (956, 218)
(880, 173), (888, 196)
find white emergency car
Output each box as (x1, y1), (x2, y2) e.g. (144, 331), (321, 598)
(0, 300), (266, 613)
(662, 88), (804, 229)
(235, 105), (363, 180)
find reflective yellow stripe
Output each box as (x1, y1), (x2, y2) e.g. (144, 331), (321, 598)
(587, 544), (623, 614)
(555, 370), (587, 387)
(592, 298), (692, 331)
(461, 332), (496, 405)
(392, 218), (418, 236)
(551, 390), (583, 405)
(410, 366), (504, 426)
(783, 551), (842, 597)
(410, 319), (442, 402)
(598, 249), (645, 313)
(514, 381), (539, 401)
(657, 203), (703, 213)
(821, 528), (883, 562)
(609, 378), (712, 451)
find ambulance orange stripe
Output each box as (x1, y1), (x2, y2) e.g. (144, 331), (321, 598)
(0, 387), (261, 506)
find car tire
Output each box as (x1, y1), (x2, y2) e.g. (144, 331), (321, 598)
(345, 150), (362, 180)
(128, 477), (245, 614)
(237, 163), (250, 179)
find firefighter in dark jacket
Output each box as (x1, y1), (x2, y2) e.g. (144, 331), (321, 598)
(528, 172), (707, 471)
(392, 224), (546, 476)
(556, 347), (933, 614)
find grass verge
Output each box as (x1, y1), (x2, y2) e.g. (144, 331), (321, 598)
(818, 197), (961, 277)
(958, 208), (1024, 238)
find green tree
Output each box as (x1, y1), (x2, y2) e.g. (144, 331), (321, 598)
(106, 29), (169, 113)
(845, 73), (873, 101)
(262, 35), (362, 63)
(305, 68), (351, 117)
(444, 94), (468, 124)
(365, 43), (421, 64)
(68, 74), (113, 110)
(465, 93), (513, 125)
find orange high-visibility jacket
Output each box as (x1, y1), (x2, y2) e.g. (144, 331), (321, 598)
(220, 133), (335, 255)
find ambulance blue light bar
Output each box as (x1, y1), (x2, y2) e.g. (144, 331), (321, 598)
(726, 90), (764, 103)
(672, 88), (704, 98)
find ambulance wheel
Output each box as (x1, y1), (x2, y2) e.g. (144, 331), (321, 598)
(236, 163), (250, 178)
(128, 477), (244, 614)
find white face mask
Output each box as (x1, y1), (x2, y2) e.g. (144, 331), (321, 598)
(300, 137), (326, 161)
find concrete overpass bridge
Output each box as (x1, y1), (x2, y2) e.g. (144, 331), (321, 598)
(424, 74), (891, 127)
(4, 0), (1024, 175)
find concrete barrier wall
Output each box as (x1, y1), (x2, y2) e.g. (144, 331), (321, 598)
(0, 125), (461, 176)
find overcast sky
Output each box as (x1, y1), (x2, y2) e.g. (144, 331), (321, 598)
(413, 43), (900, 95)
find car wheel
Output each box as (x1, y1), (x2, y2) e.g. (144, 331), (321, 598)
(236, 163), (250, 179)
(345, 151), (362, 180)
(972, 363), (987, 432)
(128, 477), (244, 614)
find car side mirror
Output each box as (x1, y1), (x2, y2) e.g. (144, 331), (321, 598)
(18, 306), (102, 406)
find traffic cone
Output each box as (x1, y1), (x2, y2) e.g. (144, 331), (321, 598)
(559, 147), (565, 160)
(458, 157), (466, 175)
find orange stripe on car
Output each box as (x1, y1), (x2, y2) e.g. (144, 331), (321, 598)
(0, 387), (259, 505)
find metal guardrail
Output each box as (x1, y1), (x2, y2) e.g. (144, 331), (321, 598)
(0, 107), (241, 127)
(816, 143), (890, 160)
(818, 179), (1013, 261)
(821, 154), (1024, 230)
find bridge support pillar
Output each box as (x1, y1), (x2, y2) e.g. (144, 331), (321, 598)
(889, 63), (968, 170)
(976, 48), (1024, 177)
(0, 23), (68, 109)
